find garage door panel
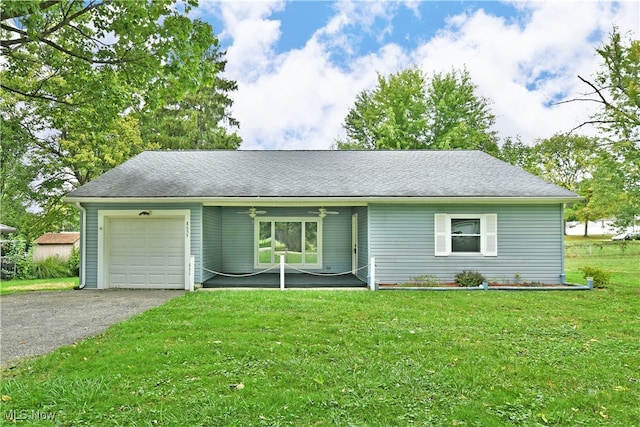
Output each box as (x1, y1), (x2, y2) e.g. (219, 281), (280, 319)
(106, 217), (186, 289)
(149, 236), (174, 247)
(109, 273), (127, 285)
(147, 274), (169, 284)
(110, 255), (130, 266)
(166, 255), (184, 267)
(128, 274), (148, 286)
(127, 256), (147, 268)
(148, 255), (168, 267)
(166, 275), (184, 286)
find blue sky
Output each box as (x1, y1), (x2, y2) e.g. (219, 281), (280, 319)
(195, 1), (638, 150)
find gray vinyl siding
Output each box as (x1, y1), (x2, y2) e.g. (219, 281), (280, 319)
(369, 203), (565, 284)
(81, 203), (202, 289)
(219, 206), (353, 274)
(83, 204), (99, 289)
(202, 206), (222, 282)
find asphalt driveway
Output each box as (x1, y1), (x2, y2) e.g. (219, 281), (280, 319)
(0, 289), (184, 367)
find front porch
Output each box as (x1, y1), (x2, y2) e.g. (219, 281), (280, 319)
(202, 205), (370, 288)
(202, 273), (367, 289)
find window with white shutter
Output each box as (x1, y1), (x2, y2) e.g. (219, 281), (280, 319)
(434, 213), (497, 257)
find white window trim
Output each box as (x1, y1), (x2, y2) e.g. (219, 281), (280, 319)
(254, 216), (323, 269)
(434, 213), (497, 257)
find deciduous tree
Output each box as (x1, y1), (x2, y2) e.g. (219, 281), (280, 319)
(558, 27), (639, 230)
(498, 136), (539, 173)
(335, 67), (498, 154)
(425, 68), (498, 155)
(336, 68), (429, 150)
(1, 0), (241, 236)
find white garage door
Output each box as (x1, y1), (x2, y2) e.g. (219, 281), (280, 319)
(107, 217), (185, 289)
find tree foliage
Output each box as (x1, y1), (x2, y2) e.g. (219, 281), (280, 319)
(531, 134), (600, 192)
(425, 68), (498, 154)
(1, 0), (241, 236)
(561, 27), (640, 143)
(531, 134), (609, 236)
(1, 0), (220, 114)
(337, 68), (429, 150)
(335, 67), (498, 154)
(138, 51), (241, 150)
(498, 136), (538, 172)
(545, 27), (639, 232)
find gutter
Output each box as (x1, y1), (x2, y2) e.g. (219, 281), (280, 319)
(73, 202), (87, 290)
(64, 195), (583, 205)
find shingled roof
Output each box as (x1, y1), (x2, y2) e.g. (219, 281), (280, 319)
(66, 150), (579, 201)
(34, 232), (80, 245)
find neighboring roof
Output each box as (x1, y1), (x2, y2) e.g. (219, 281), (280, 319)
(0, 224), (17, 234)
(34, 232), (80, 245)
(66, 150), (580, 201)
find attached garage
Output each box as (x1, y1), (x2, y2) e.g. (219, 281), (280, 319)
(97, 210), (191, 290)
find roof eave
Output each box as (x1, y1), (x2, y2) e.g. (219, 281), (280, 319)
(66, 195), (582, 206)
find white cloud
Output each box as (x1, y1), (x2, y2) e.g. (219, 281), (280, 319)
(212, 1), (285, 81)
(212, 0), (410, 149)
(231, 39), (408, 150)
(206, 0), (638, 150)
(412, 1), (639, 143)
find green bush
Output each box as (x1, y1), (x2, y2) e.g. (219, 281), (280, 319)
(1, 240), (35, 279)
(67, 247), (80, 276)
(579, 266), (611, 288)
(32, 256), (72, 280)
(455, 270), (486, 287)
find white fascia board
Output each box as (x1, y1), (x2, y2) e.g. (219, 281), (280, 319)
(66, 196), (581, 205)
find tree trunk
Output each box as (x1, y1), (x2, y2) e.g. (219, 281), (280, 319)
(583, 215), (590, 237)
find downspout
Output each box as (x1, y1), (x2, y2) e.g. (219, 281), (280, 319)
(74, 202), (87, 289)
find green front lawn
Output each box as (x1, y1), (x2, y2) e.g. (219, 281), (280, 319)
(2, 285), (639, 425)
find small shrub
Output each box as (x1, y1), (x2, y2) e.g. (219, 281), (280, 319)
(455, 270), (486, 287)
(579, 266), (611, 288)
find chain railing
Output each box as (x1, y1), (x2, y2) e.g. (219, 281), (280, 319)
(202, 257), (376, 290)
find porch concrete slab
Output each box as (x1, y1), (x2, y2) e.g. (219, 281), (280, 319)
(203, 273), (367, 289)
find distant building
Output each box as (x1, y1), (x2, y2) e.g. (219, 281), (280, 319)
(565, 217), (639, 236)
(33, 232), (80, 261)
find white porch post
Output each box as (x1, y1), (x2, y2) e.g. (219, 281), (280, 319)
(369, 256), (376, 291)
(280, 255), (285, 290)
(189, 256), (195, 292)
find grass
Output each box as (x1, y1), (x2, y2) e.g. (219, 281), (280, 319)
(0, 277), (78, 295)
(564, 240), (639, 288)
(2, 291), (639, 425)
(1, 238), (638, 425)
